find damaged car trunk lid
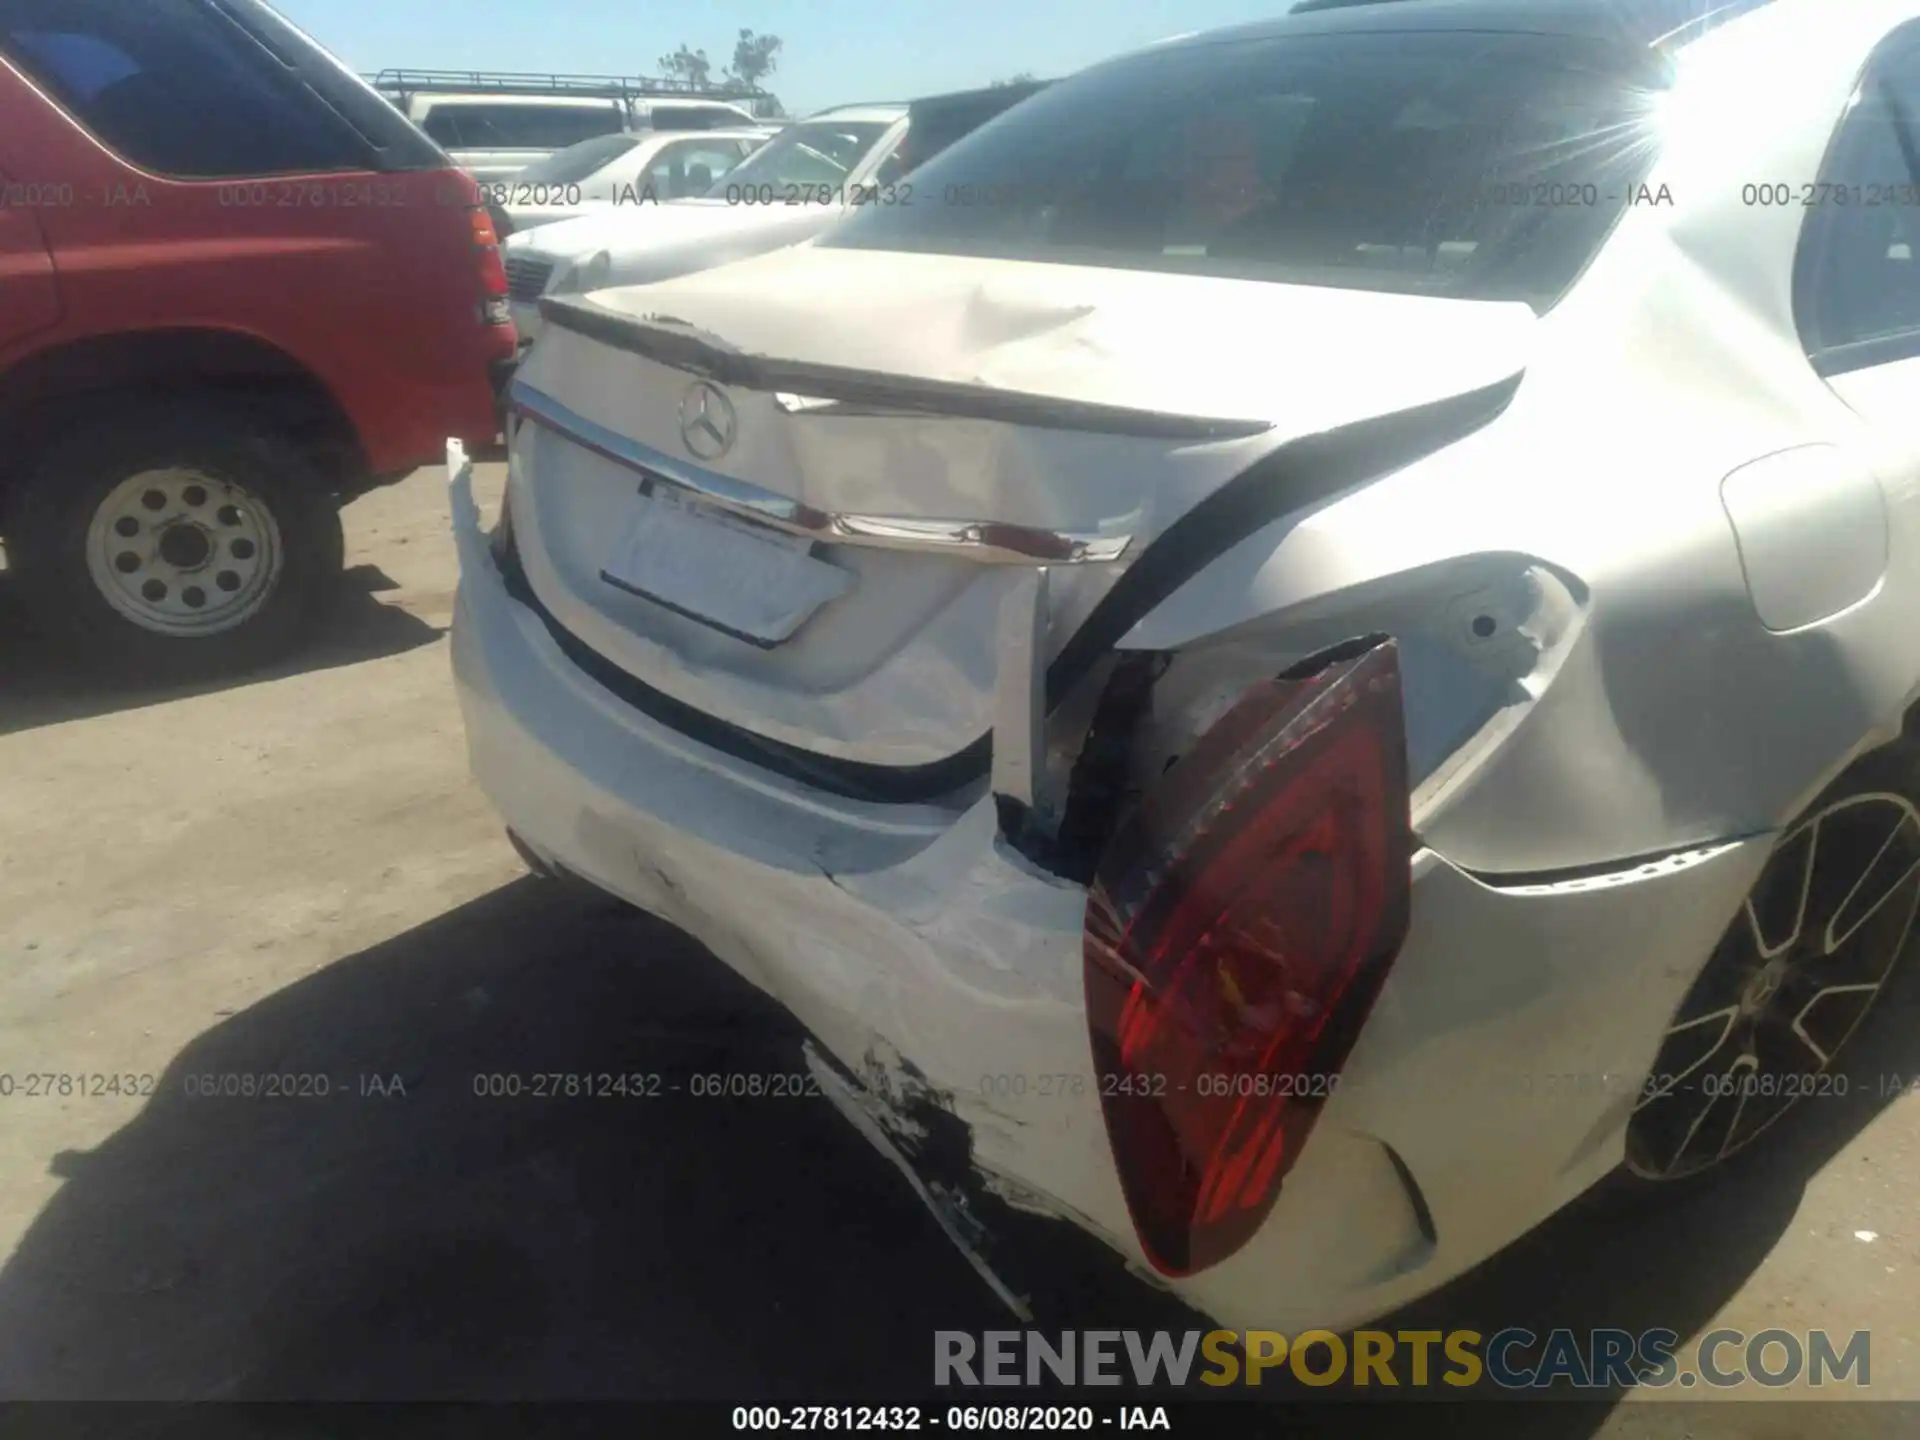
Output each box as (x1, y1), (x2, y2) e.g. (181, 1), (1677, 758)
(504, 245), (1533, 784)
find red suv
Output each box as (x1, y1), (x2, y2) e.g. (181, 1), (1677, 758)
(0, 0), (516, 676)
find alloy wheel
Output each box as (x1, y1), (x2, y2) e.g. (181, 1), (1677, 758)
(1626, 791), (1920, 1179)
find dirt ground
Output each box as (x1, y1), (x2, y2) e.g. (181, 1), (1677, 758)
(0, 464), (1916, 1433)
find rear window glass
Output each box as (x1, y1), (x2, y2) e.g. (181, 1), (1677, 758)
(874, 91), (1048, 186)
(0, 0), (373, 178)
(512, 132), (640, 185)
(422, 102), (624, 150)
(823, 31), (1670, 310)
(710, 119), (892, 195)
(647, 139), (749, 198)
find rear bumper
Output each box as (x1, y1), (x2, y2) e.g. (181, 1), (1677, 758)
(446, 446), (1775, 1332)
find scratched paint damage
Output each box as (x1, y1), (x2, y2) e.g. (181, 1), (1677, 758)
(805, 1038), (1036, 1318)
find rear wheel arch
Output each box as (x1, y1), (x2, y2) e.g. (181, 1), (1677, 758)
(0, 327), (368, 520)
(1624, 723), (1920, 1185)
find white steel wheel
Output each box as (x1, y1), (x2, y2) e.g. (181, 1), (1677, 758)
(9, 399), (344, 680)
(84, 468), (284, 637)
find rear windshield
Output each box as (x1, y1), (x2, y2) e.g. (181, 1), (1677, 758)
(512, 132), (640, 185)
(822, 31), (1671, 309)
(709, 119), (892, 195)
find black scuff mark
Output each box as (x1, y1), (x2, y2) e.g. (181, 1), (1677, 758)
(818, 1041), (1209, 1330)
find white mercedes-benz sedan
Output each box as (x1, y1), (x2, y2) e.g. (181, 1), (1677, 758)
(448, 0), (1920, 1334)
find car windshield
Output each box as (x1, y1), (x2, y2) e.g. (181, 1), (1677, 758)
(706, 119), (892, 195)
(822, 31), (1671, 310)
(512, 133), (641, 185)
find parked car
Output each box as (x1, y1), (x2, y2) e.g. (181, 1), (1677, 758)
(452, 0), (1920, 1337)
(0, 0), (516, 677)
(376, 71), (765, 186)
(502, 83), (1049, 345)
(485, 128), (766, 238)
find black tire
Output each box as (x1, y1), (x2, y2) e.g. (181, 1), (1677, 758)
(1620, 734), (1920, 1187)
(6, 399), (346, 682)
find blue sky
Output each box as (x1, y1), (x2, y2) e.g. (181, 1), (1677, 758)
(273, 0), (1289, 116)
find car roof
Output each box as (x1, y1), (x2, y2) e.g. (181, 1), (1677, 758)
(1161, 0), (1779, 51)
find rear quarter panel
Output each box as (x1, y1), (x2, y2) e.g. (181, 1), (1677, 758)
(0, 58), (511, 470)
(0, 163), (61, 351)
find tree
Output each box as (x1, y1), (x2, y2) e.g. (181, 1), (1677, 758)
(658, 43), (713, 88)
(991, 71), (1037, 87)
(727, 28), (783, 89)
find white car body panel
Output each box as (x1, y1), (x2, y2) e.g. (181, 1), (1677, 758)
(511, 259), (1533, 763)
(451, 449), (1774, 1332)
(453, 0), (1920, 1336)
(564, 245), (1537, 423)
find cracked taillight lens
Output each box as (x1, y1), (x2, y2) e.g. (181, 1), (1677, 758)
(1084, 635), (1412, 1277)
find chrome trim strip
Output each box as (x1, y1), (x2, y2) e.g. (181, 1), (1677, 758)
(509, 380), (1134, 566)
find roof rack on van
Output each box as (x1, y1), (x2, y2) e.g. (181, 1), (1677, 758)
(368, 69), (768, 103)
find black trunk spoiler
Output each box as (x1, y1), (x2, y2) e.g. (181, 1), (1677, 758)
(537, 294), (1276, 441)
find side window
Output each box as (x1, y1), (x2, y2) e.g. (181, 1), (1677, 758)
(1797, 25), (1920, 374)
(0, 0), (368, 178)
(654, 107), (731, 132)
(421, 109), (466, 147)
(430, 104), (623, 151)
(513, 106), (624, 148)
(646, 141), (749, 198)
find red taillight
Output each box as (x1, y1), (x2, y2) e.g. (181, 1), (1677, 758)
(468, 206), (510, 314)
(1083, 635), (1412, 1277)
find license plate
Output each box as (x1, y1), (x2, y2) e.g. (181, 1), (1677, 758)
(599, 486), (854, 647)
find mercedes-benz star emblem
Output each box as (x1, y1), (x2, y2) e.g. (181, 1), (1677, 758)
(678, 381), (738, 461)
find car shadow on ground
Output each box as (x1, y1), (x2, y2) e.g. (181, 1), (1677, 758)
(0, 879), (1018, 1406)
(0, 564), (441, 738)
(0, 877), (1915, 1437)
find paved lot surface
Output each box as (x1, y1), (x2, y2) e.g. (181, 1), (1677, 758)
(0, 465), (1917, 1435)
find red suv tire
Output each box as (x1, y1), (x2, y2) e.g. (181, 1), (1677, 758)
(8, 400), (346, 681)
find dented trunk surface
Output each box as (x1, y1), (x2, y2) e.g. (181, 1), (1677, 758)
(505, 246), (1534, 774)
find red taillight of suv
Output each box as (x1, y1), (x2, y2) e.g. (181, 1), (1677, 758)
(468, 205), (512, 325)
(1083, 635), (1412, 1277)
